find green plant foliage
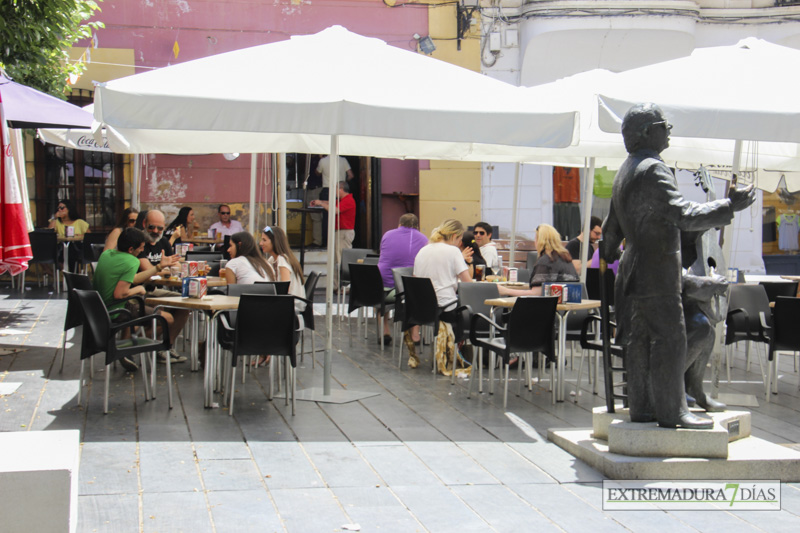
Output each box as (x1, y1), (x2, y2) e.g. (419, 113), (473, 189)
(0, 0), (104, 97)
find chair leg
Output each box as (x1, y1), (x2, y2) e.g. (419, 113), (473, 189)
(59, 334), (67, 373)
(165, 349), (173, 409)
(291, 365), (296, 416)
(503, 362), (510, 410)
(550, 359), (557, 405)
(311, 330), (316, 369)
(746, 341), (752, 372)
(229, 366), (236, 416)
(104, 364), (111, 414)
(140, 353), (151, 402)
(77, 359), (85, 407)
(284, 358), (290, 408)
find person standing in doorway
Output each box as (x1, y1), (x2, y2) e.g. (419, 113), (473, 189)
(310, 180), (355, 289)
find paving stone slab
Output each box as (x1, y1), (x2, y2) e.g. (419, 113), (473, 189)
(78, 493), (140, 533)
(142, 491), (213, 533)
(207, 489), (284, 533)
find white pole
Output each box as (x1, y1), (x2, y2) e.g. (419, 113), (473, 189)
(324, 136), (341, 396)
(579, 157), (596, 283)
(509, 163), (521, 267)
(132, 154), (140, 210)
(249, 154), (257, 233)
(278, 153), (287, 229)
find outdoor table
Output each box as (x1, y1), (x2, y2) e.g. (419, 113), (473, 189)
(183, 237), (219, 245)
(288, 206), (323, 269)
(484, 297), (601, 403)
(57, 235), (84, 290)
(145, 294), (240, 408)
(149, 275), (228, 289)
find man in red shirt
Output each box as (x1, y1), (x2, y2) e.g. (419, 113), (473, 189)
(311, 180), (355, 287)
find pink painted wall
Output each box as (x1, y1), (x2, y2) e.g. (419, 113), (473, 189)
(83, 0), (427, 237)
(380, 158), (421, 239)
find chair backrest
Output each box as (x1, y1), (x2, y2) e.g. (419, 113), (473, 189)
(507, 296), (558, 359)
(185, 251), (224, 262)
(772, 296), (800, 352)
(235, 295), (297, 362)
(516, 268), (532, 285)
(191, 245), (212, 252)
(727, 284), (772, 336)
(401, 276), (440, 328)
(526, 251), (539, 270)
(254, 281), (290, 295)
(391, 267), (413, 294)
(340, 248), (372, 284)
(586, 268), (615, 306)
(63, 272), (93, 331)
(28, 231), (58, 264)
(91, 243), (106, 261)
(73, 289), (112, 361)
(227, 283), (277, 297)
(81, 233), (108, 262)
(304, 270), (321, 299)
(457, 282), (499, 319)
(759, 281), (799, 303)
(348, 263), (386, 313)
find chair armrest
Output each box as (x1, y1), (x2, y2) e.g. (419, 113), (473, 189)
(109, 295), (145, 317)
(108, 308), (133, 322)
(218, 311), (235, 333)
(112, 314), (170, 342)
(469, 312), (506, 346)
(293, 295), (312, 307)
(208, 288), (227, 296)
(726, 307), (751, 332)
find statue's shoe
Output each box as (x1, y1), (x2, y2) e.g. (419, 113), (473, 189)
(658, 411), (714, 430)
(694, 393), (727, 413)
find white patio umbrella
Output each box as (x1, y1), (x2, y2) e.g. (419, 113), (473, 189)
(92, 26), (580, 401)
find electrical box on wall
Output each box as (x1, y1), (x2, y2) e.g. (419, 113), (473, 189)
(504, 29), (519, 48)
(489, 32), (501, 52)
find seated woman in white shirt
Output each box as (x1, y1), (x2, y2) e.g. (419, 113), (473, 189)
(224, 232), (272, 285)
(259, 225), (306, 314)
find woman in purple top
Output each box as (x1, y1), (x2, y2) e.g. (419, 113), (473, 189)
(377, 213), (429, 343)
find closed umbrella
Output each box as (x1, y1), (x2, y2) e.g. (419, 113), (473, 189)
(0, 92), (33, 275)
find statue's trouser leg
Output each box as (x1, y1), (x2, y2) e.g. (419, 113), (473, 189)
(625, 299), (655, 422)
(632, 296), (689, 426)
(684, 310), (715, 401)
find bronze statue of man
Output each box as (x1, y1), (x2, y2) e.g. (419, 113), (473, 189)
(602, 103), (755, 429)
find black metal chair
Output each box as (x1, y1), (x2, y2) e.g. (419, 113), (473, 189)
(759, 281), (798, 303)
(73, 289), (170, 413)
(90, 243), (106, 261)
(399, 276), (447, 371)
(390, 267), (414, 361)
(300, 271), (321, 367)
(228, 295), (299, 416)
(347, 263), (394, 350)
(456, 281), (500, 390)
(469, 296), (559, 408)
(763, 296), (800, 397)
(725, 284), (772, 389)
(75, 233), (108, 275)
(22, 230), (60, 293)
(254, 281), (290, 295)
(516, 268), (532, 285)
(338, 248), (372, 326)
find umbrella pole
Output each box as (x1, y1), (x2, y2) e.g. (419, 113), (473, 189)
(132, 154), (141, 210)
(579, 157), (596, 283)
(509, 163), (520, 268)
(249, 154), (257, 233)
(278, 153), (287, 229)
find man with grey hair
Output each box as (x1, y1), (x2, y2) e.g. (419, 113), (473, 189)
(603, 103), (755, 429)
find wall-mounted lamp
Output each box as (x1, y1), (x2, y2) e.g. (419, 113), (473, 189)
(416, 35), (436, 55)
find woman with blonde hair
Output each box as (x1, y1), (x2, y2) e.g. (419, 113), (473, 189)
(498, 223), (578, 296)
(410, 219), (473, 373)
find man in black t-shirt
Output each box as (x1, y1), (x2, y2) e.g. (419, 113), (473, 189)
(565, 216), (602, 272)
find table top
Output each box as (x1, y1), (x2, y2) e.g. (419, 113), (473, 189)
(183, 237), (219, 244)
(145, 294), (240, 311)
(781, 275), (800, 282)
(484, 297), (601, 311)
(150, 275), (228, 288)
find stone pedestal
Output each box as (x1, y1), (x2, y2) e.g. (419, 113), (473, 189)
(548, 408), (800, 480)
(0, 430), (80, 533)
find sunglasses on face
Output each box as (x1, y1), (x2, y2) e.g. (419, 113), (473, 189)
(148, 225), (164, 231)
(474, 230), (486, 235)
(650, 120), (673, 131)
(220, 211), (231, 215)
(127, 218), (137, 224)
(57, 205), (66, 210)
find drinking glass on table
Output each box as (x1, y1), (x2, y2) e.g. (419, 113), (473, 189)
(474, 264), (485, 281)
(219, 259), (228, 278)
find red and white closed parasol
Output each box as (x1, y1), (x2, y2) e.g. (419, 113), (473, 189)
(0, 91), (32, 275)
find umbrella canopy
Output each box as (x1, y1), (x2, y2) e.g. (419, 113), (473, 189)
(597, 38), (800, 191)
(38, 104), (111, 152)
(93, 25), (577, 160)
(0, 92), (33, 275)
(0, 71), (93, 129)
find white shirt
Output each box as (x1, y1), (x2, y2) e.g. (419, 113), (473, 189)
(226, 256), (270, 285)
(316, 155), (352, 189)
(413, 242), (468, 308)
(270, 255), (306, 313)
(209, 219), (244, 237)
(480, 242), (500, 272)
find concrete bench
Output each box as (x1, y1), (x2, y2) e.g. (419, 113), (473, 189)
(0, 430), (80, 533)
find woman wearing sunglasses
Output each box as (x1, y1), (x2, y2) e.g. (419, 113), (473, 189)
(48, 199), (90, 238)
(104, 207), (139, 251)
